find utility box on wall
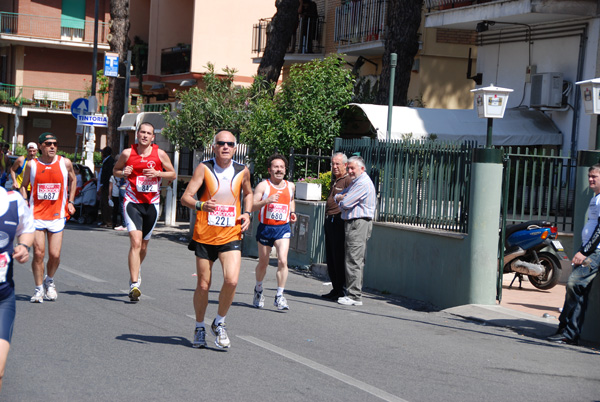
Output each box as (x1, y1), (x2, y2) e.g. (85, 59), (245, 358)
(530, 72), (563, 108)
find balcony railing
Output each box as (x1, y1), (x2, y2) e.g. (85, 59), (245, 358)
(0, 12), (109, 43)
(252, 16), (325, 56)
(161, 45), (191, 75)
(334, 0), (387, 45)
(0, 83), (92, 112)
(424, 0), (494, 10)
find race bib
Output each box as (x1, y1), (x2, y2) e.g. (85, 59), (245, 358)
(0, 252), (10, 283)
(266, 203), (288, 221)
(136, 176), (159, 193)
(208, 205), (237, 227)
(37, 183), (61, 201)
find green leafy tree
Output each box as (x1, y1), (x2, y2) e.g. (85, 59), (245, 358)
(245, 55), (354, 178)
(162, 63), (250, 150)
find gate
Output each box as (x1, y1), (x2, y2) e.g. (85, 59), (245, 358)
(497, 147), (577, 300)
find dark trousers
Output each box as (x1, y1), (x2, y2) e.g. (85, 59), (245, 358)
(100, 186), (111, 226)
(559, 249), (600, 341)
(111, 195), (122, 227)
(324, 214), (346, 294)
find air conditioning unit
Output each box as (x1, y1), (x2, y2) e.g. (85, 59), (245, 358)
(530, 72), (563, 108)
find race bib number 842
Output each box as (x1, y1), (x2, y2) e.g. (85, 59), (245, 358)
(136, 176), (159, 193)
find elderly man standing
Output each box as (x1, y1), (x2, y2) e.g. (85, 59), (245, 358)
(334, 155), (376, 306)
(322, 152), (352, 300)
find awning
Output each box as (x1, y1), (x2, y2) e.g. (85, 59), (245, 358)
(347, 104), (563, 146)
(117, 112), (171, 134)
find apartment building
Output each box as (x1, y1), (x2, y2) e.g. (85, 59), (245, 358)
(425, 0), (600, 154)
(251, 0), (478, 109)
(0, 0), (111, 153)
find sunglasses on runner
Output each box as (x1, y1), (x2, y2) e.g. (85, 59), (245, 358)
(43, 141), (58, 147)
(215, 141), (235, 147)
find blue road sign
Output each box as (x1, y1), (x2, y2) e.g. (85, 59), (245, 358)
(104, 52), (119, 78)
(71, 98), (89, 119)
(77, 115), (108, 127)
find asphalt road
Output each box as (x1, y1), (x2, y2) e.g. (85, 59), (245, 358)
(4, 224), (599, 401)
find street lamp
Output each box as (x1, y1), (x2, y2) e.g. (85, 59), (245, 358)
(470, 84), (513, 148)
(575, 78), (600, 149)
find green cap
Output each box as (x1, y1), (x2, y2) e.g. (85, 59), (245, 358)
(39, 132), (57, 143)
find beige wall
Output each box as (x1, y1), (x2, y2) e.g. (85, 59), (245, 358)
(190, 0), (276, 84)
(146, 0), (195, 76)
(129, 0), (151, 44)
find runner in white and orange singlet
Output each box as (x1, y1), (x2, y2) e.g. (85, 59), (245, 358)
(21, 132), (76, 303)
(181, 130), (253, 349)
(251, 154), (297, 311)
(113, 122), (176, 302)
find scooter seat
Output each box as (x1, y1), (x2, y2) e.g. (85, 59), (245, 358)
(505, 220), (552, 239)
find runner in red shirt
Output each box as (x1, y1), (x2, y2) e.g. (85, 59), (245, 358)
(113, 123), (176, 302)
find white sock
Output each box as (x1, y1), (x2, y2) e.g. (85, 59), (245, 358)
(215, 314), (225, 325)
(35, 285), (43, 292)
(276, 287), (284, 297)
(255, 281), (263, 292)
(44, 275), (53, 283)
(130, 282), (140, 289)
(196, 321), (205, 329)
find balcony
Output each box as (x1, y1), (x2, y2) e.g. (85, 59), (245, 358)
(252, 16), (325, 57)
(0, 12), (109, 48)
(161, 45), (191, 76)
(334, 0), (387, 55)
(0, 83), (95, 114)
(425, 0), (598, 30)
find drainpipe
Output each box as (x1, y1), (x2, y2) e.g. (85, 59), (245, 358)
(386, 53), (397, 142)
(570, 24), (587, 155)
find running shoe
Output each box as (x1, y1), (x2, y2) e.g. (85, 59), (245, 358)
(192, 327), (207, 349)
(30, 288), (44, 303)
(337, 296), (363, 306)
(43, 277), (57, 301)
(210, 319), (231, 349)
(274, 295), (289, 310)
(128, 286), (141, 302)
(253, 288), (265, 308)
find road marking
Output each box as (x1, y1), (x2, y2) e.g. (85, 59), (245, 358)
(238, 336), (408, 402)
(60, 265), (106, 282)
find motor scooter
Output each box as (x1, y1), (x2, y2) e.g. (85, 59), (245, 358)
(503, 220), (569, 290)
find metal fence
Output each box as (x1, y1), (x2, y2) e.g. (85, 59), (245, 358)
(501, 147), (576, 232)
(252, 16), (325, 56)
(336, 138), (474, 233)
(334, 0), (387, 45)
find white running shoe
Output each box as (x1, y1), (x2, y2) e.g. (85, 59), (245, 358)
(44, 277), (57, 301)
(274, 295), (289, 310)
(253, 288), (265, 308)
(337, 296), (363, 306)
(30, 288), (44, 303)
(210, 319), (231, 349)
(128, 286), (141, 302)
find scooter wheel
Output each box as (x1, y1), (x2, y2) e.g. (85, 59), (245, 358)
(528, 252), (561, 290)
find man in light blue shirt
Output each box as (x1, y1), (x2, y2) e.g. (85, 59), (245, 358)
(334, 155), (376, 306)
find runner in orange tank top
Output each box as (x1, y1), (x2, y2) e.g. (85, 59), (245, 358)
(20, 132), (76, 303)
(181, 130), (253, 349)
(250, 154), (297, 311)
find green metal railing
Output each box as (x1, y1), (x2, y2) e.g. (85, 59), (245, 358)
(336, 138), (474, 233)
(501, 147), (576, 233)
(0, 12), (108, 43)
(0, 83), (89, 112)
(143, 103), (173, 112)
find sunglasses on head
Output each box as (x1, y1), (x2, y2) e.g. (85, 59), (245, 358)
(215, 141), (235, 147)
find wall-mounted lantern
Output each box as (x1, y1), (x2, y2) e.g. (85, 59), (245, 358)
(576, 78), (600, 149)
(576, 78), (600, 115)
(470, 84), (513, 147)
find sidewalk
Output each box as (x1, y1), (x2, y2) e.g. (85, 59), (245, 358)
(152, 222), (570, 341)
